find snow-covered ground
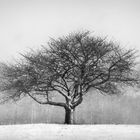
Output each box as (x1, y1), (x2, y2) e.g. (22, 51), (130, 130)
(0, 124), (140, 140)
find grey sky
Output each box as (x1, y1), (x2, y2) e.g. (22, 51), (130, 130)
(0, 0), (140, 61)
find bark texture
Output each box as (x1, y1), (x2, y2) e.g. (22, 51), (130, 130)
(64, 108), (75, 124)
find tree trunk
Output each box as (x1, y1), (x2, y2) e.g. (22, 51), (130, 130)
(64, 108), (75, 124)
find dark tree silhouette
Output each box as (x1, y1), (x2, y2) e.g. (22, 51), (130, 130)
(0, 31), (138, 124)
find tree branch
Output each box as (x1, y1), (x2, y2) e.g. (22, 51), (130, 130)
(27, 92), (66, 107)
(50, 86), (68, 99)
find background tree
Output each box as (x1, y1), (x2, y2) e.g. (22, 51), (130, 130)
(0, 31), (138, 124)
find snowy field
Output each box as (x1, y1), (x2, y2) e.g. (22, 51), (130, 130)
(0, 124), (140, 140)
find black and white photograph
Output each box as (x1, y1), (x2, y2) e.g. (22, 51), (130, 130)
(0, 0), (140, 139)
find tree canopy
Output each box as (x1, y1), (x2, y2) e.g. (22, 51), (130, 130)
(0, 31), (138, 124)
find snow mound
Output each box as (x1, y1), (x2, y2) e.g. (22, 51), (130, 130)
(0, 124), (140, 140)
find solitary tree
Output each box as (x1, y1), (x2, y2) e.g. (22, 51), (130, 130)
(0, 31), (138, 124)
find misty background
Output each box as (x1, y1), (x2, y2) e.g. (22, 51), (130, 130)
(0, 0), (140, 124)
(0, 88), (140, 124)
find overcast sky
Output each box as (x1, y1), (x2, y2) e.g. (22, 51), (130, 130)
(0, 0), (140, 62)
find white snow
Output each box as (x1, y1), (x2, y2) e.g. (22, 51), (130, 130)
(0, 124), (140, 140)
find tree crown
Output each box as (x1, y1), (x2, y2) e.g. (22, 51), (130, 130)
(0, 31), (138, 108)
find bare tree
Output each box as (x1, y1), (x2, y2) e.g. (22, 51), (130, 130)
(0, 31), (138, 124)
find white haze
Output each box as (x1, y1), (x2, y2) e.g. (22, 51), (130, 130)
(0, 0), (140, 61)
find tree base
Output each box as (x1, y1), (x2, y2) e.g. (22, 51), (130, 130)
(64, 108), (75, 124)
